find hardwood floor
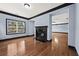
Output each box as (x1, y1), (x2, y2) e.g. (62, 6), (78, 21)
(0, 33), (78, 56)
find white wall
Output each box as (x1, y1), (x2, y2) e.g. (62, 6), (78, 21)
(52, 12), (69, 23)
(68, 4), (76, 47)
(0, 13), (33, 40)
(52, 24), (68, 33)
(75, 4), (79, 55)
(28, 20), (35, 35)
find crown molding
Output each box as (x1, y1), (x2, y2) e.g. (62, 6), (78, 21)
(0, 10), (29, 20)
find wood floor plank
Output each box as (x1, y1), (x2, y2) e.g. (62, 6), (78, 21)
(0, 33), (78, 56)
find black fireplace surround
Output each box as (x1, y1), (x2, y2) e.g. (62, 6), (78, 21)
(36, 26), (47, 42)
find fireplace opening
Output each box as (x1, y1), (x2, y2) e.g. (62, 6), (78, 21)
(36, 26), (47, 42)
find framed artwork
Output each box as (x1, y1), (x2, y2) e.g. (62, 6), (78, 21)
(6, 19), (26, 35)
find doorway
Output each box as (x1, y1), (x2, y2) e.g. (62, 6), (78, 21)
(49, 7), (70, 48)
(51, 10), (69, 47)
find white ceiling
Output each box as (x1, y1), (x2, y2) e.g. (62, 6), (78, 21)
(0, 3), (63, 18)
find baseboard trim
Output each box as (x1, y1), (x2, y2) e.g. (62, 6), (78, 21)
(0, 34), (34, 41)
(53, 32), (68, 34)
(75, 47), (79, 56)
(47, 39), (52, 42)
(36, 39), (52, 42)
(68, 46), (78, 56)
(68, 46), (75, 48)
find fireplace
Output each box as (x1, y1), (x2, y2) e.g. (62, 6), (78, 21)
(36, 26), (47, 42)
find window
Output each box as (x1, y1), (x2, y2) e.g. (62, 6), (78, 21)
(6, 19), (26, 35)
